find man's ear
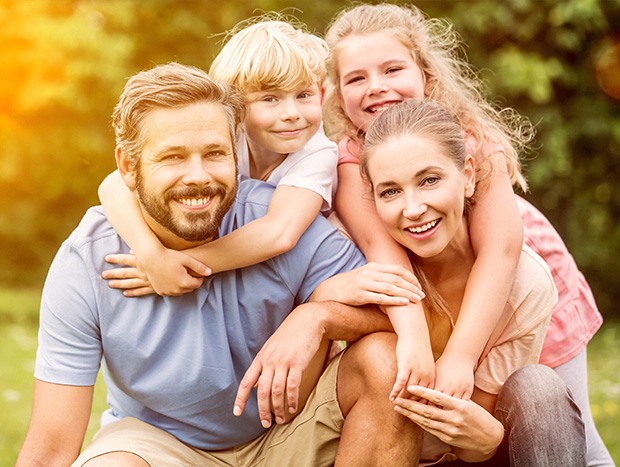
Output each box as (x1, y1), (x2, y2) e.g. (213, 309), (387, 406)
(464, 154), (476, 198)
(115, 146), (137, 190)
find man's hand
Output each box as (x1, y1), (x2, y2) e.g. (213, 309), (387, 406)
(233, 303), (328, 428)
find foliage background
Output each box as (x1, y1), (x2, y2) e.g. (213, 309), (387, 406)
(1, 0), (619, 318)
(0, 0), (619, 463)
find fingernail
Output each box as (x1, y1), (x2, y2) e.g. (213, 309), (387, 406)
(261, 419), (271, 428)
(233, 406), (241, 416)
(275, 417), (284, 424)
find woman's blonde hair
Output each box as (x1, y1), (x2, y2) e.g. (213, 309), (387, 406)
(210, 15), (328, 94)
(324, 2), (533, 191)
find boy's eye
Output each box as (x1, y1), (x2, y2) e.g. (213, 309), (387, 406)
(262, 96), (277, 103)
(298, 91), (312, 99)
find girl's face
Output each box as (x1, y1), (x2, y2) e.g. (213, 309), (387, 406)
(337, 32), (426, 133)
(367, 133), (474, 260)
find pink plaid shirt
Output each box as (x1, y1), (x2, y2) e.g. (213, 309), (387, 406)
(337, 136), (603, 367)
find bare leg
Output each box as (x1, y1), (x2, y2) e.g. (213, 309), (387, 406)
(336, 332), (422, 466)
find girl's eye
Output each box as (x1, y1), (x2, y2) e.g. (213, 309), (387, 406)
(386, 66), (403, 75)
(345, 76), (363, 85)
(298, 91), (312, 99)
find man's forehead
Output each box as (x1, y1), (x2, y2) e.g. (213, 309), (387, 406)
(141, 102), (233, 149)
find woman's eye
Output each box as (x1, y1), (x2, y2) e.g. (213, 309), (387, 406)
(379, 188), (399, 198)
(423, 176), (439, 186)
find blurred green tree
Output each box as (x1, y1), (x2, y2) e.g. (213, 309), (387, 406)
(1, 0), (618, 319)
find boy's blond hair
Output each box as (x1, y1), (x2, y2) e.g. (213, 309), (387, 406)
(210, 15), (328, 94)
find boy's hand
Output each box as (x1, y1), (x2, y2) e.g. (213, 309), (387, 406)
(103, 248), (210, 297)
(433, 353), (475, 400)
(390, 336), (435, 401)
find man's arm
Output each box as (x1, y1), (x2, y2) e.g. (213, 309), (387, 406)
(16, 379), (94, 467)
(233, 300), (392, 428)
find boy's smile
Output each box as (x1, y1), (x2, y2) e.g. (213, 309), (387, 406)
(244, 83), (324, 161)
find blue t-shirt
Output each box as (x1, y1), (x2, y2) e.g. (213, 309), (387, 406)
(35, 178), (365, 450)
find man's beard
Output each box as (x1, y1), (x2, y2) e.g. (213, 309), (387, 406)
(134, 170), (237, 243)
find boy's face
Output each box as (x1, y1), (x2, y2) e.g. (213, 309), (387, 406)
(244, 82), (324, 159)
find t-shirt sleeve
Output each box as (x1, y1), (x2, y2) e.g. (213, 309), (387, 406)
(35, 238), (104, 386)
(473, 245), (557, 394)
(275, 214), (366, 305)
(275, 127), (338, 211)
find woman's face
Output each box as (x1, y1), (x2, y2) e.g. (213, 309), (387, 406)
(337, 32), (427, 133)
(367, 133), (474, 260)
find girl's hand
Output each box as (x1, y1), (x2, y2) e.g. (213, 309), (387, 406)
(390, 335), (435, 401)
(433, 353), (475, 400)
(394, 385), (503, 457)
(311, 262), (424, 306)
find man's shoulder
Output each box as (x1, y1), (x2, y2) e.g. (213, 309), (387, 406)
(65, 206), (119, 249)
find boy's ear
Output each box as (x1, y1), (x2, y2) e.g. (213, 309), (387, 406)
(464, 154), (476, 198)
(320, 85), (326, 106)
(115, 146), (137, 190)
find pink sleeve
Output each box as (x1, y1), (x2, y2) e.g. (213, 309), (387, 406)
(516, 196), (603, 367)
(337, 137), (362, 165)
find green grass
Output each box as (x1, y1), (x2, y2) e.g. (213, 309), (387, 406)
(1, 287), (618, 464)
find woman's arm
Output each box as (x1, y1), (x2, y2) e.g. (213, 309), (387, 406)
(435, 153), (523, 398)
(183, 185), (323, 272)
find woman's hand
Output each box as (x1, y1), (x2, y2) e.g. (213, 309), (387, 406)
(394, 385), (503, 461)
(311, 262), (424, 306)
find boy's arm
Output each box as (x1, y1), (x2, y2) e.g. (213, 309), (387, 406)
(184, 185), (323, 272)
(98, 170), (208, 295)
(16, 379), (93, 466)
(435, 153), (522, 398)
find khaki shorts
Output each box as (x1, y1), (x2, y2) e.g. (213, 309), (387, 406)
(73, 353), (344, 467)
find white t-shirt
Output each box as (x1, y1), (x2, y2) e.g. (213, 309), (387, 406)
(236, 124), (338, 212)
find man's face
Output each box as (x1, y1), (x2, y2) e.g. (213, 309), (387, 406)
(130, 101), (237, 246)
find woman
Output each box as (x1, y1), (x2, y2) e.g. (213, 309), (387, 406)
(320, 99), (586, 465)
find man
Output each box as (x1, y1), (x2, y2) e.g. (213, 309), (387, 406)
(16, 63), (421, 466)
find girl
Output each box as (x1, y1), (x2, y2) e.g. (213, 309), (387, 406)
(323, 4), (609, 465)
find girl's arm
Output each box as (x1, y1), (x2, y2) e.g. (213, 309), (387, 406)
(434, 153), (522, 399)
(335, 162), (435, 394)
(98, 171), (209, 296)
(182, 184), (323, 272)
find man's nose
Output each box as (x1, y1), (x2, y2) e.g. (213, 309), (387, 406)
(182, 156), (214, 185)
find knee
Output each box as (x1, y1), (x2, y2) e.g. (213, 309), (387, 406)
(497, 364), (583, 426)
(341, 332), (398, 390)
